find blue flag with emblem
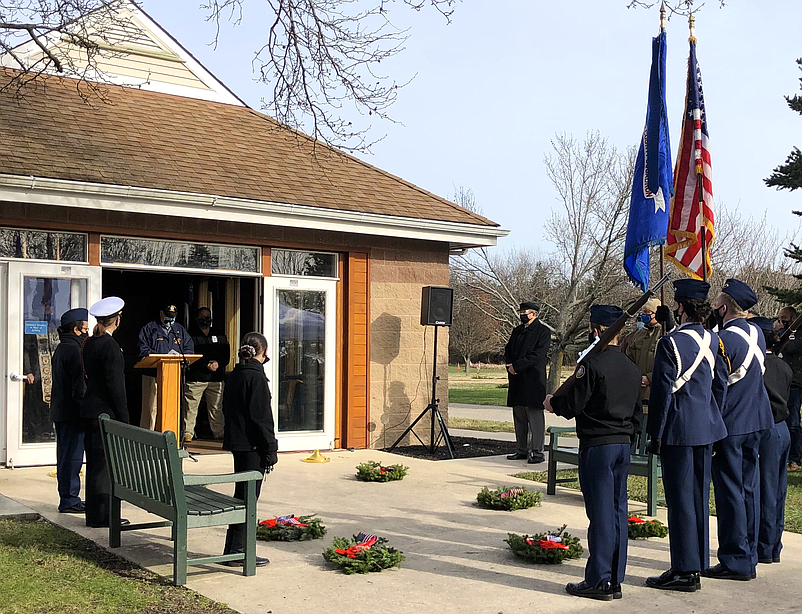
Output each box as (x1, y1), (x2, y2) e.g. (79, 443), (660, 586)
(623, 27), (673, 291)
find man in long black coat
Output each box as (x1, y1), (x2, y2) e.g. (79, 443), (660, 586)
(504, 301), (551, 463)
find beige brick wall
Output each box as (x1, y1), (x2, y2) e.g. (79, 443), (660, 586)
(369, 244), (450, 448)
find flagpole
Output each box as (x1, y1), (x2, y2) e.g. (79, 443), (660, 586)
(689, 12), (707, 282)
(659, 2), (667, 311)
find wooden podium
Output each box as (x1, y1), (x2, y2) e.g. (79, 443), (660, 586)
(134, 354), (202, 446)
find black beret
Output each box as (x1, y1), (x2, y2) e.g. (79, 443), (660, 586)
(590, 304), (623, 327)
(519, 302), (539, 312)
(60, 308), (88, 327)
(721, 278), (758, 310)
(749, 316), (774, 334)
(673, 279), (710, 301)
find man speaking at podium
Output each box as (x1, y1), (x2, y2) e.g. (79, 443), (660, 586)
(138, 303), (194, 430)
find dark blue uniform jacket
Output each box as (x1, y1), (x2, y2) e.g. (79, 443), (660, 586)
(647, 322), (728, 446)
(719, 318), (774, 436)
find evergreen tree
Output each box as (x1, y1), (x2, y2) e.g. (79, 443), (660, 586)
(765, 58), (802, 305)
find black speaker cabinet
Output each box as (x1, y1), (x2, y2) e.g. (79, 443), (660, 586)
(421, 286), (454, 326)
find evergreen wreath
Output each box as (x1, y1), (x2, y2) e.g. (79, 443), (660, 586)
(322, 534), (405, 574)
(355, 460), (409, 482)
(627, 515), (668, 539)
(257, 514), (327, 541)
(476, 486), (542, 511)
(505, 525), (584, 564)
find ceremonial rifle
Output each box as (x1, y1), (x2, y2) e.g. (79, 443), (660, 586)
(772, 310), (802, 355)
(552, 274), (671, 398)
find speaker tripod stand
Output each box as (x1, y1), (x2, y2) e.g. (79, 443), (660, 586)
(388, 324), (455, 458)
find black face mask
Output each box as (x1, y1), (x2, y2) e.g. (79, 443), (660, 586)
(520, 314), (530, 325)
(198, 317), (212, 327)
(714, 306), (726, 329)
(673, 308), (682, 323)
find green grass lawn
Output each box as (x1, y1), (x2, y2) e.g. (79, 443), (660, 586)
(448, 385), (508, 406)
(516, 469), (802, 534)
(449, 417), (515, 433)
(0, 518), (237, 614)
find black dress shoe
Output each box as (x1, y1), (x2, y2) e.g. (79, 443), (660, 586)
(59, 502), (86, 513)
(506, 453), (528, 460)
(222, 555), (270, 567)
(773, 556), (781, 563)
(701, 563), (752, 581)
(758, 557), (773, 564)
(645, 568), (698, 592)
(611, 584), (623, 599)
(565, 581), (615, 601)
(527, 454), (545, 464)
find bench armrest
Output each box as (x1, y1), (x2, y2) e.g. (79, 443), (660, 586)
(546, 426), (576, 434)
(183, 471), (263, 486)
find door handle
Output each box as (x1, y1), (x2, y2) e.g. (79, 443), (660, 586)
(9, 372), (25, 382)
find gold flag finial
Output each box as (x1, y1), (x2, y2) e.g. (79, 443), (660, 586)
(660, 2), (666, 29)
(688, 11), (697, 43)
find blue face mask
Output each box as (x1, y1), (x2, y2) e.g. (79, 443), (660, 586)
(639, 314), (652, 325)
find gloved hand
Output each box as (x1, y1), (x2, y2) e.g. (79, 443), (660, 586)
(655, 306), (675, 330)
(647, 438), (661, 456)
(261, 447), (279, 474)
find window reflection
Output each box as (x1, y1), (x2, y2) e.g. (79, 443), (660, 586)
(100, 236), (259, 273)
(277, 290), (326, 432)
(272, 250), (337, 277)
(0, 228), (86, 262)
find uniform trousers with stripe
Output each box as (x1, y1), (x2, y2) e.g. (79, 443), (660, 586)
(578, 443), (630, 587)
(711, 431), (762, 575)
(82, 418), (111, 527)
(661, 444), (712, 573)
(758, 422), (791, 561)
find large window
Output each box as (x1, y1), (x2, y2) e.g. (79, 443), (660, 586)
(0, 228), (87, 262)
(101, 236), (260, 274)
(272, 250), (337, 278)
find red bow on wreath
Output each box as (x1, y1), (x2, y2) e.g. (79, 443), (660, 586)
(259, 515), (308, 528)
(335, 532), (378, 558)
(526, 536), (568, 550)
(628, 516), (646, 524)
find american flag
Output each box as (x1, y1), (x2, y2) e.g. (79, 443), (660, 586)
(665, 35), (714, 280)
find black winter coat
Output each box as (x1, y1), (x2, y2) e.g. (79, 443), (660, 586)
(223, 360), (277, 454)
(504, 319), (550, 408)
(50, 332), (86, 423)
(80, 333), (129, 424)
(765, 353), (792, 424)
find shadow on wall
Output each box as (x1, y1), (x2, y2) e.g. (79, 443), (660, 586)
(371, 312), (406, 447)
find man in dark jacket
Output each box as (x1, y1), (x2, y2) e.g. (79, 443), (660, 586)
(751, 317), (792, 565)
(50, 308), (89, 513)
(504, 301), (550, 464)
(184, 307), (230, 441)
(545, 305), (643, 601)
(775, 306), (802, 471)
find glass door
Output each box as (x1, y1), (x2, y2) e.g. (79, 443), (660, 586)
(263, 277), (336, 451)
(5, 262), (101, 467)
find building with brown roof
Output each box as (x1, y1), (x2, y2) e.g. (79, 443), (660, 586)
(0, 1), (506, 467)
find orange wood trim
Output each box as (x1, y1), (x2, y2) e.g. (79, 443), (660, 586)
(155, 359), (182, 448)
(262, 248), (271, 277)
(87, 232), (101, 266)
(345, 251), (370, 449)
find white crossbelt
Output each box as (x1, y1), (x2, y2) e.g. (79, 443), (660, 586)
(726, 323), (765, 385)
(670, 329), (716, 393)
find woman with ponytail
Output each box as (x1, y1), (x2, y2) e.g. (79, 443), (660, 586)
(221, 331), (277, 566)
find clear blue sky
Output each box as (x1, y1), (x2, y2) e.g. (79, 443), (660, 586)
(145, 1), (802, 252)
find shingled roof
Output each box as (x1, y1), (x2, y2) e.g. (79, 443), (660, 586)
(0, 69), (496, 228)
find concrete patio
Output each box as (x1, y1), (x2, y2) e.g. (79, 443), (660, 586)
(1, 448), (800, 614)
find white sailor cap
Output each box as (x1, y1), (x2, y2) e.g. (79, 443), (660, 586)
(89, 296), (125, 318)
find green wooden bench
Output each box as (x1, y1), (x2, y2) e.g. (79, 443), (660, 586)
(98, 414), (262, 586)
(546, 418), (663, 516)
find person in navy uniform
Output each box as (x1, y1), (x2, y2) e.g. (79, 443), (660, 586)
(50, 308), (89, 514)
(544, 305), (642, 601)
(504, 301), (551, 464)
(81, 297), (129, 528)
(774, 306), (802, 472)
(644, 279), (728, 592)
(705, 279), (774, 581)
(750, 316), (792, 565)
(221, 331), (277, 567)
(138, 303), (194, 430)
